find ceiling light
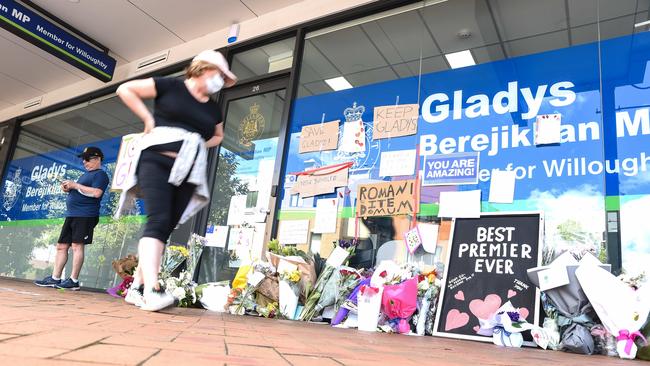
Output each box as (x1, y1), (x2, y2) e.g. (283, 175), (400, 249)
(68, 0), (80, 3)
(325, 76), (353, 91)
(445, 50), (475, 69)
(634, 20), (650, 28)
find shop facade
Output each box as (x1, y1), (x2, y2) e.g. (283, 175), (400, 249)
(1, 0), (649, 290)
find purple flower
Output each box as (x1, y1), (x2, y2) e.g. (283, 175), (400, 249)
(507, 311), (520, 322)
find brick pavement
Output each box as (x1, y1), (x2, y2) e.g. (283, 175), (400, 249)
(0, 278), (646, 366)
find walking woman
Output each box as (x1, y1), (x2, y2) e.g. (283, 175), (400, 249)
(115, 50), (236, 311)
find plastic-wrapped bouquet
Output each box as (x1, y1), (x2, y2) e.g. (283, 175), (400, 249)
(279, 270), (301, 319)
(162, 270), (197, 307)
(160, 245), (189, 278)
(300, 239), (358, 321)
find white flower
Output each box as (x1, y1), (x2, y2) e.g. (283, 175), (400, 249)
(172, 287), (186, 300)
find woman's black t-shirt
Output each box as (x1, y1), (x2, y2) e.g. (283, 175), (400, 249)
(152, 76), (222, 142)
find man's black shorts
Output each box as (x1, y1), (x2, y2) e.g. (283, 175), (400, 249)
(57, 217), (100, 245)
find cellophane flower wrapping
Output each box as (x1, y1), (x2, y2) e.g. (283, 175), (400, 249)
(381, 277), (418, 334)
(300, 239), (357, 321)
(186, 234), (205, 278)
(160, 245), (189, 279)
(107, 276), (133, 298)
(163, 270), (197, 307)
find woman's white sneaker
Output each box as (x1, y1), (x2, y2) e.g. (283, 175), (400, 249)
(124, 285), (144, 307)
(140, 289), (174, 311)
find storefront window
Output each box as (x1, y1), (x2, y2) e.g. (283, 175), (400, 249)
(282, 0), (615, 273)
(0, 96), (147, 289)
(230, 37), (296, 81)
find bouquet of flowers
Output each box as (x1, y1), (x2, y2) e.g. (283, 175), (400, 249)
(111, 254), (138, 279)
(300, 239), (358, 321)
(162, 270), (197, 307)
(331, 277), (371, 326)
(186, 234), (205, 277)
(106, 276), (133, 298)
(279, 269), (302, 319)
(381, 277), (418, 334)
(477, 301), (537, 347)
(413, 271), (440, 335)
(334, 268), (362, 311)
(226, 286), (257, 315)
(160, 245), (189, 279)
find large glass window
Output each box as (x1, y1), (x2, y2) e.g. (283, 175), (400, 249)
(281, 0), (619, 274)
(230, 37), (296, 81)
(0, 96), (146, 289)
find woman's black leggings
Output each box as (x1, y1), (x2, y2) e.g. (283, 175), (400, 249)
(137, 149), (195, 242)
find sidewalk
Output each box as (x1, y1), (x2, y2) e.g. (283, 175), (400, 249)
(0, 278), (645, 366)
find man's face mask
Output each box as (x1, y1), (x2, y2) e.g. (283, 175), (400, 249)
(205, 74), (225, 94)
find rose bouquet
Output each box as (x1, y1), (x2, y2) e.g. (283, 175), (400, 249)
(106, 276), (133, 298)
(300, 239), (358, 321)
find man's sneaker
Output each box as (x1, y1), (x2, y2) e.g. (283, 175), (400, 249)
(55, 278), (80, 291)
(124, 284), (144, 307)
(140, 288), (174, 312)
(34, 276), (61, 288)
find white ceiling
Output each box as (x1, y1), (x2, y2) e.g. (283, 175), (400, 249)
(298, 0), (650, 97)
(0, 0), (304, 112)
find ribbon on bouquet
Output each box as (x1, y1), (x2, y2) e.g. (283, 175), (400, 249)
(494, 326), (512, 345)
(617, 330), (648, 355)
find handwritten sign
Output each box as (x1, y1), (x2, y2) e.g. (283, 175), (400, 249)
(423, 152), (479, 186)
(356, 180), (417, 217)
(433, 212), (541, 342)
(299, 120), (339, 153)
(291, 164), (349, 198)
(379, 149), (416, 177)
(373, 104), (419, 139)
(111, 133), (141, 191)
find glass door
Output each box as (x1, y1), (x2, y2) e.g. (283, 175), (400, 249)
(198, 77), (289, 282)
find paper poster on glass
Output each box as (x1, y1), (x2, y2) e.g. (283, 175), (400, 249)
(423, 152), (479, 186)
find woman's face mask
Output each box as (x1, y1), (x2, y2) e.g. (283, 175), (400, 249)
(205, 73), (225, 94)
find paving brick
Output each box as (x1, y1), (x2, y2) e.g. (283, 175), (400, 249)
(4, 329), (110, 349)
(0, 278), (646, 366)
(0, 343), (67, 358)
(56, 344), (158, 365)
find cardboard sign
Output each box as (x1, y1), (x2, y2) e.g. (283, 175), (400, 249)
(299, 120), (340, 153)
(433, 212), (542, 343)
(111, 133), (142, 191)
(356, 180), (417, 217)
(373, 104), (419, 139)
(291, 164), (350, 198)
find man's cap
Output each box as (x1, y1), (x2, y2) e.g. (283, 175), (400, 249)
(77, 146), (104, 159)
(192, 50), (238, 87)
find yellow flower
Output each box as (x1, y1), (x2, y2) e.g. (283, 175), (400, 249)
(169, 246), (190, 257)
(289, 271), (301, 283)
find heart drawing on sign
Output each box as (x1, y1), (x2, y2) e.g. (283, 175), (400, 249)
(454, 290), (465, 301)
(469, 294), (502, 320)
(445, 309), (469, 331)
(507, 289), (517, 298)
(519, 307), (529, 320)
(473, 325), (480, 333)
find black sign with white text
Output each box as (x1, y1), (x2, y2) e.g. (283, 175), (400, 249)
(434, 212), (542, 342)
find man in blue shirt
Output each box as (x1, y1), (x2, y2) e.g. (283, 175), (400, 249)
(34, 147), (110, 290)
